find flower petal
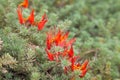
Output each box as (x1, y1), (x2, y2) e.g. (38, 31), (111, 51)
(19, 0), (29, 8)
(28, 9), (35, 24)
(80, 60), (89, 70)
(17, 7), (24, 24)
(68, 46), (74, 58)
(45, 49), (54, 61)
(65, 38), (76, 47)
(38, 13), (48, 31)
(79, 68), (88, 78)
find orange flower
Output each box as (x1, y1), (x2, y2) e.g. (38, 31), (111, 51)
(17, 7), (35, 25)
(68, 46), (74, 57)
(17, 0), (48, 31)
(54, 31), (76, 48)
(45, 27), (89, 78)
(62, 46), (74, 58)
(45, 49), (54, 61)
(70, 56), (80, 71)
(19, 0), (29, 8)
(65, 38), (76, 48)
(55, 31), (69, 46)
(46, 28), (76, 49)
(46, 31), (54, 49)
(17, 7), (24, 24)
(37, 13), (48, 31)
(45, 49), (61, 61)
(79, 68), (88, 78)
(71, 59), (89, 78)
(27, 9), (35, 24)
(54, 29), (62, 45)
(80, 60), (89, 70)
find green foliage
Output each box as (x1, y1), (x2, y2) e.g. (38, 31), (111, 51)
(30, 71), (40, 80)
(0, 0), (120, 80)
(1, 33), (27, 57)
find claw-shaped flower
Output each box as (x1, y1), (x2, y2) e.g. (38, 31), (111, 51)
(17, 7), (24, 24)
(38, 13), (48, 31)
(46, 28), (76, 50)
(27, 9), (35, 24)
(17, 7), (35, 25)
(19, 0), (29, 8)
(71, 59), (89, 78)
(46, 49), (54, 61)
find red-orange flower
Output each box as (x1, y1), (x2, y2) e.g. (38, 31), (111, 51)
(45, 27), (89, 78)
(79, 67), (88, 78)
(37, 13), (48, 31)
(65, 38), (76, 48)
(46, 28), (76, 50)
(70, 56), (79, 71)
(68, 46), (74, 57)
(17, 0), (47, 30)
(27, 9), (35, 24)
(17, 7), (35, 25)
(46, 49), (54, 61)
(45, 48), (61, 61)
(46, 33), (52, 50)
(80, 60), (89, 70)
(55, 31), (69, 46)
(17, 7), (24, 24)
(71, 59), (89, 78)
(19, 0), (29, 8)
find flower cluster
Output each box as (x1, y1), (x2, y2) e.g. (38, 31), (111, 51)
(17, 0), (89, 79)
(45, 28), (89, 79)
(17, 0), (48, 31)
